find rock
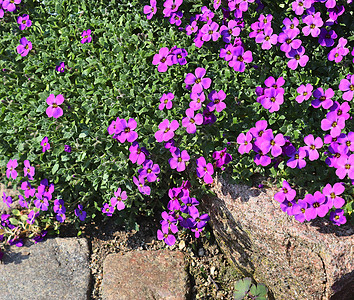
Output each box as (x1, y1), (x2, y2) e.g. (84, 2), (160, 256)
(102, 250), (190, 300)
(198, 247), (205, 257)
(0, 238), (91, 300)
(202, 175), (354, 300)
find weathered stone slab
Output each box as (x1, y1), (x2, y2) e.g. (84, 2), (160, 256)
(202, 175), (354, 300)
(0, 238), (91, 300)
(102, 250), (189, 300)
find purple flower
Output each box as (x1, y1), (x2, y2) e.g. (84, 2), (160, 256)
(159, 93), (174, 110)
(186, 21), (198, 36)
(237, 131), (253, 154)
(287, 147), (307, 169)
(185, 67), (212, 93)
(169, 148), (190, 172)
(207, 90), (226, 112)
(249, 120), (269, 138)
(163, 0), (182, 17)
(170, 11), (183, 26)
(296, 84), (313, 103)
(304, 134), (323, 161)
(338, 132), (354, 152)
(229, 46), (253, 72)
(143, 0), (157, 20)
(17, 14), (32, 30)
(74, 204), (87, 221)
(33, 195), (49, 211)
(213, 148), (232, 169)
(291, 0), (312, 15)
(260, 87), (284, 113)
(2, 0), (21, 12)
(282, 17), (300, 35)
(53, 199), (66, 214)
(202, 107), (217, 125)
(55, 62), (65, 73)
(338, 75), (354, 101)
(46, 94), (64, 118)
(318, 28), (337, 47)
(6, 159), (18, 179)
(155, 119), (179, 142)
(286, 46), (309, 70)
(115, 118), (138, 143)
(278, 30), (302, 53)
(133, 176), (151, 195)
(138, 160), (160, 182)
(182, 108), (203, 134)
(64, 145), (71, 153)
(260, 131), (285, 157)
(41, 136), (50, 153)
(152, 47), (173, 72)
(171, 48), (187, 65)
(37, 178), (54, 200)
(27, 210), (39, 225)
(196, 157), (214, 184)
(16, 37), (32, 57)
(280, 199), (298, 216)
(56, 213), (66, 223)
(329, 209), (347, 226)
(81, 29), (92, 44)
(157, 227), (176, 246)
(111, 188), (127, 211)
(328, 37), (349, 63)
(274, 180), (296, 202)
(102, 203), (114, 217)
(18, 194), (30, 208)
(312, 88), (334, 109)
(322, 183), (345, 208)
(220, 44), (235, 62)
(2, 192), (12, 208)
(21, 181), (35, 198)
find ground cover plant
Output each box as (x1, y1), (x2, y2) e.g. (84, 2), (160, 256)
(0, 0), (354, 259)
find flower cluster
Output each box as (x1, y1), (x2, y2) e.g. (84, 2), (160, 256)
(152, 46), (188, 72)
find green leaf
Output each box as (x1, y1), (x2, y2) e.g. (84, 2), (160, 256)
(9, 218), (19, 226)
(250, 283), (268, 299)
(234, 278), (252, 300)
(52, 163), (59, 175)
(11, 209), (21, 216)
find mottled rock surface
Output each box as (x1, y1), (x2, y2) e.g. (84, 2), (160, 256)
(0, 238), (91, 300)
(102, 250), (190, 300)
(202, 175), (354, 300)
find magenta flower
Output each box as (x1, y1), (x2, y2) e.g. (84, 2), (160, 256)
(185, 67), (212, 93)
(207, 90), (226, 112)
(220, 44), (235, 62)
(260, 132), (285, 157)
(328, 38), (349, 63)
(64, 145), (71, 153)
(17, 14), (32, 30)
(16, 37), (32, 57)
(27, 210), (39, 225)
(53, 199), (66, 214)
(189, 91), (205, 111)
(163, 0), (182, 17)
(237, 131), (253, 154)
(55, 62), (65, 73)
(278, 30), (302, 53)
(102, 203), (114, 217)
(169, 148), (190, 172)
(171, 48), (188, 65)
(152, 47), (173, 72)
(41, 136), (50, 153)
(155, 119), (179, 142)
(282, 17), (300, 35)
(321, 113), (345, 137)
(338, 76), (354, 101)
(304, 135), (323, 161)
(81, 29), (92, 44)
(186, 21), (198, 35)
(33, 195), (49, 211)
(2, 192), (12, 208)
(157, 227), (176, 246)
(229, 46), (253, 72)
(143, 0), (157, 20)
(111, 188), (127, 211)
(129, 142), (148, 165)
(255, 26), (278, 50)
(274, 180), (296, 203)
(249, 120), (269, 138)
(46, 94), (64, 118)
(302, 12), (323, 37)
(170, 11), (183, 26)
(21, 181), (35, 198)
(213, 148), (232, 169)
(296, 84), (313, 103)
(286, 46), (309, 70)
(304, 192), (330, 220)
(329, 209), (347, 226)
(196, 157), (214, 184)
(312, 88), (334, 109)
(182, 108), (203, 134)
(6, 159), (18, 179)
(23, 159), (35, 179)
(133, 176), (151, 195)
(322, 183), (345, 209)
(2, 0), (21, 12)
(139, 159), (160, 182)
(220, 20), (241, 43)
(291, 0), (312, 15)
(336, 154), (354, 179)
(159, 93), (174, 110)
(116, 118), (138, 143)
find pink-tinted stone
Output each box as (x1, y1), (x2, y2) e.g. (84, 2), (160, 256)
(102, 250), (189, 300)
(202, 175), (354, 300)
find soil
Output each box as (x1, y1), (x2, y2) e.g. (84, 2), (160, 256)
(59, 214), (242, 300)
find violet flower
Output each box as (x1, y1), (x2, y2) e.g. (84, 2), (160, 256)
(207, 90), (226, 112)
(138, 159), (160, 182)
(81, 29), (92, 44)
(220, 20), (241, 43)
(286, 46), (309, 70)
(46, 94), (64, 118)
(41, 136), (50, 153)
(329, 209), (347, 226)
(312, 87), (334, 109)
(318, 28), (337, 47)
(171, 48), (187, 65)
(287, 147), (307, 169)
(170, 11), (183, 26)
(169, 148), (190, 172)
(229, 46), (253, 72)
(133, 176), (151, 195)
(157, 227), (176, 246)
(16, 37), (32, 57)
(116, 118), (138, 143)
(196, 157), (214, 184)
(74, 204), (87, 221)
(55, 62), (65, 73)
(23, 159), (35, 179)
(17, 14), (32, 30)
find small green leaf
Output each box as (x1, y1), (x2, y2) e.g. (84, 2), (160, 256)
(250, 283), (268, 299)
(9, 218), (19, 226)
(234, 277), (252, 300)
(52, 163), (59, 175)
(11, 209), (21, 216)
